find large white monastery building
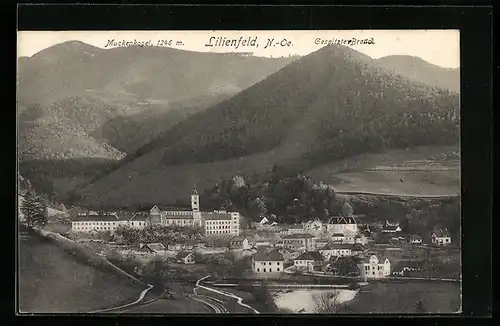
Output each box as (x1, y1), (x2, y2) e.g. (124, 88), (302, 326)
(149, 188), (240, 236)
(71, 188), (240, 236)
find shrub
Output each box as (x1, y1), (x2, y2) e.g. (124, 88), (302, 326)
(312, 291), (341, 314)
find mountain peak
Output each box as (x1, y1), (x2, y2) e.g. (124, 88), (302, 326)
(31, 40), (102, 60)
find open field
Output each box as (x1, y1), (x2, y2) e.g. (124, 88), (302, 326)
(308, 145), (460, 197)
(338, 281), (461, 314)
(17, 226), (144, 313)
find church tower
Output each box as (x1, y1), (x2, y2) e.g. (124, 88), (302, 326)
(191, 186), (200, 212)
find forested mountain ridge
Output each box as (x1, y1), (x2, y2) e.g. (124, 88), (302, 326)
(125, 44), (459, 168)
(73, 44), (459, 208)
(376, 55), (460, 93)
(17, 41), (296, 160)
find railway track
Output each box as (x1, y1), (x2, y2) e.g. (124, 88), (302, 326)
(189, 293), (228, 313)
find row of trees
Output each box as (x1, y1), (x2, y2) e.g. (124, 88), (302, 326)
(113, 224), (204, 245)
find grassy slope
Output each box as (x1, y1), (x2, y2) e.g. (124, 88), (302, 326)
(18, 226), (143, 313)
(338, 281), (461, 313)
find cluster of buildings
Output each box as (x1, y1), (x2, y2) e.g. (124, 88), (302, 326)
(242, 203), (393, 279)
(244, 202), (453, 279)
(70, 188), (240, 236)
(71, 191), (453, 280)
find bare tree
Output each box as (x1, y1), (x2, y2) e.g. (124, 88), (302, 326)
(312, 291), (341, 313)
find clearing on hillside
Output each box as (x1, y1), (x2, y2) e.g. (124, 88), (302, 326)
(307, 145), (460, 196)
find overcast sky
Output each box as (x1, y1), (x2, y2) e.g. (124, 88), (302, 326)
(17, 30), (460, 68)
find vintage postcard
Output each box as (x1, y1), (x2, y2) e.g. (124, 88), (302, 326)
(17, 30), (461, 314)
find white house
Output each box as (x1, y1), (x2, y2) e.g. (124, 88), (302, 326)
(327, 215), (358, 236)
(409, 234), (423, 244)
(139, 243), (165, 254)
(255, 241), (271, 248)
(293, 251), (324, 272)
(358, 255), (391, 279)
(431, 229), (451, 245)
(331, 232), (355, 244)
(382, 220), (402, 233)
(281, 233), (317, 251)
(129, 212), (149, 229)
(175, 251), (195, 264)
(259, 216), (269, 226)
(319, 243), (354, 260)
(252, 249), (284, 273)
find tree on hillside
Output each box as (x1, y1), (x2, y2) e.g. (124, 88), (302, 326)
(21, 190), (48, 229)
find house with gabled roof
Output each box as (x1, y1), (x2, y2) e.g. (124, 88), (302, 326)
(252, 248), (284, 273)
(409, 234), (423, 244)
(139, 242), (165, 254)
(326, 215), (358, 236)
(281, 233), (316, 251)
(357, 254), (391, 279)
(319, 243), (355, 260)
(382, 220), (402, 233)
(175, 251), (195, 264)
(331, 232), (356, 244)
(327, 255), (362, 277)
(293, 251), (324, 272)
(128, 212), (149, 229)
(431, 229), (451, 245)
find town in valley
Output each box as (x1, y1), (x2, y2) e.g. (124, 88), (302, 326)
(17, 30), (461, 314)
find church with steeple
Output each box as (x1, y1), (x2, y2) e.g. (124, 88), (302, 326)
(147, 186), (240, 236)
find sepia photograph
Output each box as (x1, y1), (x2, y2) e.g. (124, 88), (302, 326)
(16, 29), (461, 315)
